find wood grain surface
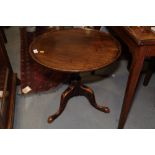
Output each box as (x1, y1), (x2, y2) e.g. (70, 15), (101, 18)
(124, 26), (155, 45)
(29, 28), (121, 73)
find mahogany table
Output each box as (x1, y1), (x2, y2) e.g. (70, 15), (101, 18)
(29, 28), (121, 123)
(108, 26), (155, 128)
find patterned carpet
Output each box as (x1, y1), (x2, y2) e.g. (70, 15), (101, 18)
(20, 27), (68, 94)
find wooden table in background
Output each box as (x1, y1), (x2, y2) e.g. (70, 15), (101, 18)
(29, 28), (121, 124)
(108, 26), (155, 128)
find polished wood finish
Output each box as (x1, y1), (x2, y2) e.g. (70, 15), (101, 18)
(108, 26), (155, 128)
(6, 73), (17, 129)
(30, 28), (121, 123)
(0, 30), (17, 129)
(30, 28), (121, 73)
(48, 73), (110, 123)
(123, 26), (155, 45)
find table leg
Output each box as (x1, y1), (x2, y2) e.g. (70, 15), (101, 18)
(80, 84), (110, 113)
(48, 85), (74, 123)
(118, 52), (144, 129)
(48, 74), (110, 123)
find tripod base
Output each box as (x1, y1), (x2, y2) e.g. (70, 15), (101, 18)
(48, 74), (110, 123)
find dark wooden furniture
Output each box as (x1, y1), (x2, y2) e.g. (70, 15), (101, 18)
(29, 28), (121, 123)
(0, 29), (17, 129)
(108, 26), (155, 128)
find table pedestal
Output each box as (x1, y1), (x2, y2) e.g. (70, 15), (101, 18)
(48, 74), (110, 123)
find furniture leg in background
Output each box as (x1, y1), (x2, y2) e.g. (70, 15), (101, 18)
(108, 27), (155, 128)
(118, 50), (145, 128)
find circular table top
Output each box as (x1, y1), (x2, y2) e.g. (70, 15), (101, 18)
(29, 28), (121, 73)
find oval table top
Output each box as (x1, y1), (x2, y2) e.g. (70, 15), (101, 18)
(29, 28), (121, 73)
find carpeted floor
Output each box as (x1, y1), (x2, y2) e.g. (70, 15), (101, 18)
(5, 27), (155, 129)
(20, 28), (68, 94)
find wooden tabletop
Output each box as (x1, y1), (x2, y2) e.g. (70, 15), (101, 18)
(29, 28), (121, 73)
(123, 26), (155, 45)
